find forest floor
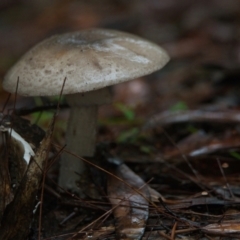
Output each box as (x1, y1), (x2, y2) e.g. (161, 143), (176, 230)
(1, 0), (240, 239)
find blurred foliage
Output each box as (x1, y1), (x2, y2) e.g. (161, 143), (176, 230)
(114, 102), (135, 121)
(117, 127), (139, 143)
(229, 150), (240, 160)
(170, 101), (188, 111)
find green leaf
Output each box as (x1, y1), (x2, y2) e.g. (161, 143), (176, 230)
(117, 127), (139, 143)
(140, 145), (152, 154)
(229, 151), (240, 160)
(114, 103), (135, 121)
(170, 101), (188, 111)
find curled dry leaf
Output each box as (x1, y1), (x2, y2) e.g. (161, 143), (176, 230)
(107, 163), (150, 240)
(145, 109), (240, 129)
(202, 221), (240, 234)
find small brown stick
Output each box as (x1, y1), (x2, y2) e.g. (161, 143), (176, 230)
(157, 230), (173, 240)
(12, 77), (19, 115)
(170, 221), (177, 239)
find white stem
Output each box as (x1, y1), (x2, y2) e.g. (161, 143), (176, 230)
(67, 106), (98, 156)
(58, 88), (112, 194)
(58, 105), (97, 193)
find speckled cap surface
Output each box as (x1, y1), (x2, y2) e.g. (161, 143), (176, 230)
(3, 28), (170, 96)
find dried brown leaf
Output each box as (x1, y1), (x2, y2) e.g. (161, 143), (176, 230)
(107, 164), (150, 240)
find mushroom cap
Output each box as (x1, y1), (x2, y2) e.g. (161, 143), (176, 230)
(3, 28), (170, 96)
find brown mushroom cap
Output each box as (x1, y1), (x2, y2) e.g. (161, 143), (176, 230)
(3, 28), (169, 96)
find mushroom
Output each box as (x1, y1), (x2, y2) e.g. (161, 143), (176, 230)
(3, 28), (170, 194)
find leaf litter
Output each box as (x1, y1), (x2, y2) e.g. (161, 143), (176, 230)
(1, 0), (240, 239)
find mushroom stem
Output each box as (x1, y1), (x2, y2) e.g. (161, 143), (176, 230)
(59, 88), (112, 194)
(67, 105), (98, 156)
(58, 106), (97, 193)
